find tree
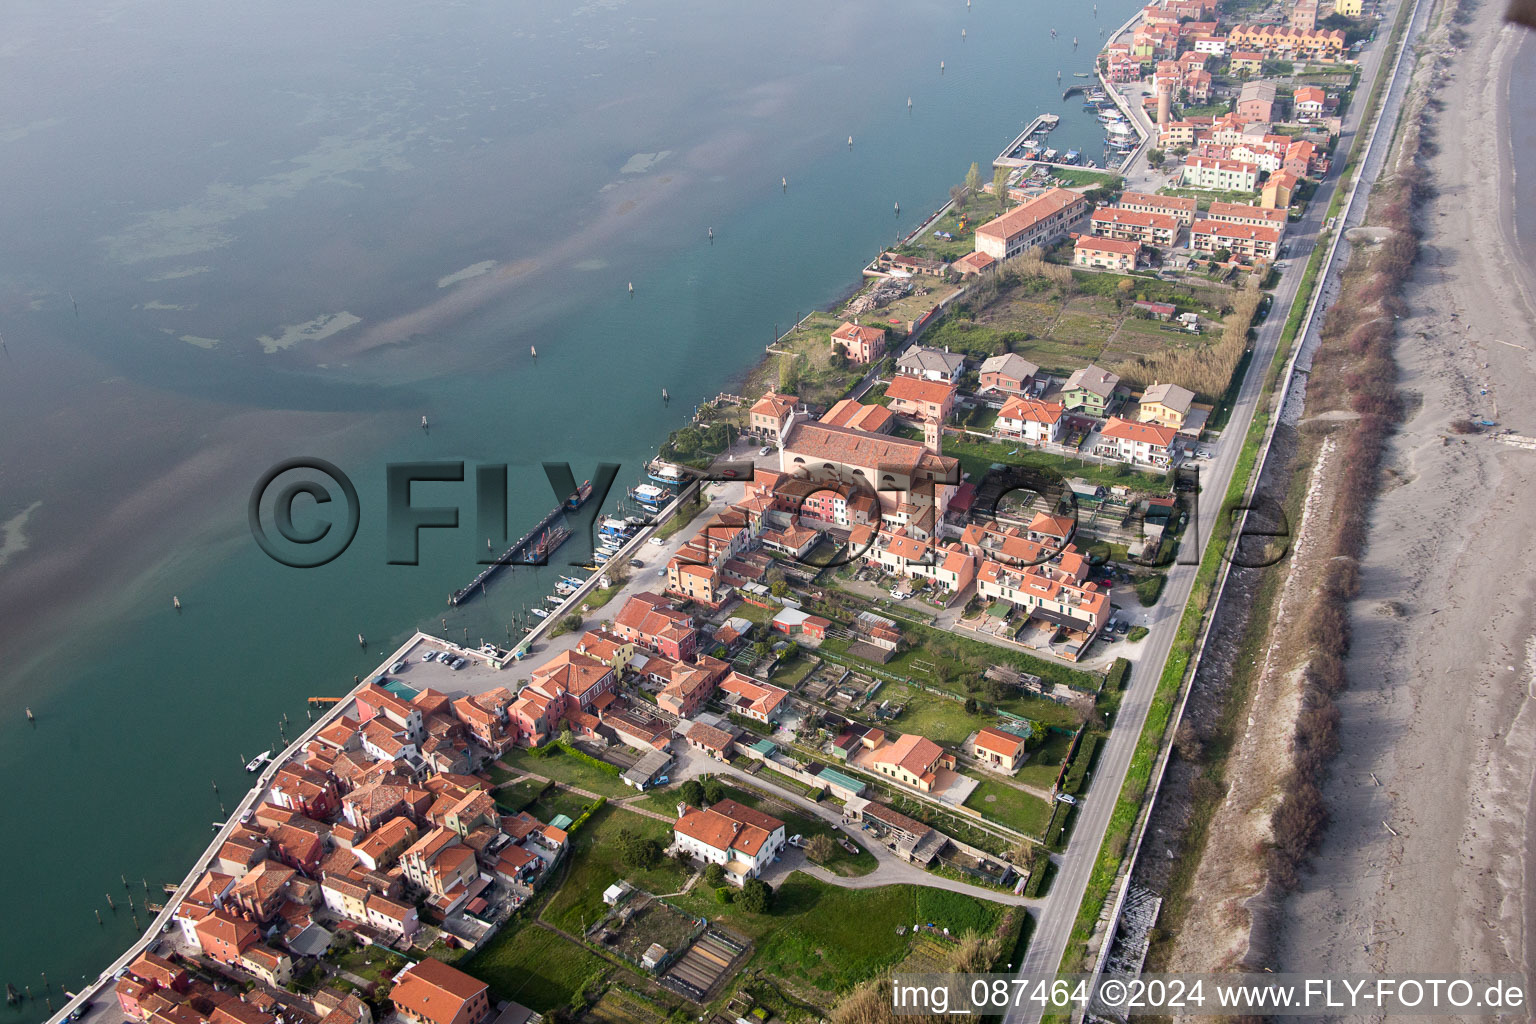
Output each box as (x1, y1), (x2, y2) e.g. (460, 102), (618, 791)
(702, 777), (726, 804)
(680, 779), (705, 806)
(559, 728), (576, 748)
(992, 165), (1011, 212)
(805, 834), (836, 864)
(1117, 278), (1135, 295)
(778, 353), (797, 394)
(963, 697), (980, 715)
(673, 850), (693, 871)
(618, 829), (662, 869)
(965, 161), (982, 197)
(739, 878), (774, 914)
(705, 863), (727, 888)
(1147, 148), (1166, 169)
(714, 886), (735, 905)
(769, 578), (790, 598)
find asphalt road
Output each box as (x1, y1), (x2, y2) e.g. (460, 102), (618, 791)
(1004, 3), (1423, 1017)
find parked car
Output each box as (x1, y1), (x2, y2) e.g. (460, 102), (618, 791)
(1115, 621), (1130, 635)
(649, 536), (666, 546)
(1056, 793), (1078, 805)
(391, 659), (407, 673)
(421, 651), (437, 662)
(66, 1003), (94, 1022)
(657, 568), (667, 577)
(452, 657), (467, 670)
(759, 445), (773, 456)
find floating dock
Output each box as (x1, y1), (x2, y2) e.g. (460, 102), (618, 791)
(994, 114), (1063, 168)
(448, 490), (589, 607)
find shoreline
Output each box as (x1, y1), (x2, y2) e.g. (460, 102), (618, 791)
(1274, 0), (1536, 984)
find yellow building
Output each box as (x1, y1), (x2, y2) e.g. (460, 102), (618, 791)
(1335, 0), (1364, 16)
(1138, 382), (1196, 430)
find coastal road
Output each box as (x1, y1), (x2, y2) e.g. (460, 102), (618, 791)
(1003, 1), (1425, 1016)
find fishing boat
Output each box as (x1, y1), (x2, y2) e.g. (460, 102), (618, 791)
(598, 516), (633, 538)
(1064, 149), (1081, 164)
(566, 480), (594, 510)
(245, 751), (271, 773)
(1039, 113), (1060, 127)
(646, 460), (687, 487)
(1074, 71), (1092, 78)
(1042, 148), (1058, 161)
(630, 483), (669, 507)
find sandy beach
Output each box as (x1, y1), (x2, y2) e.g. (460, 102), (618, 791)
(1275, 0), (1536, 991)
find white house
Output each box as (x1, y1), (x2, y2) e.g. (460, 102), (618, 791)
(672, 800), (786, 884)
(1097, 416), (1179, 466)
(996, 396), (1067, 446)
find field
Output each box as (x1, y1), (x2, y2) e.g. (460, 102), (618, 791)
(671, 874), (1013, 998)
(464, 915), (615, 1010)
(962, 778), (1055, 837)
(541, 807), (691, 935)
(821, 616), (1099, 712)
(944, 436), (1171, 492)
(494, 746), (635, 798)
(1016, 730), (1075, 790)
(937, 268), (1240, 389)
(874, 684), (986, 746)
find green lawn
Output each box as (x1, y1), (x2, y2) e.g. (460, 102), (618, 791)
(462, 915), (614, 1010)
(963, 778), (1055, 837)
(1017, 731), (1075, 790)
(877, 685), (986, 746)
(671, 873), (1013, 997)
(768, 654), (818, 688)
(493, 779), (552, 814)
(496, 747), (635, 798)
(944, 436), (1169, 494)
(541, 806), (690, 935)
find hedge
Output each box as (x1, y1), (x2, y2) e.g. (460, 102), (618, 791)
(556, 740), (623, 777)
(1105, 658), (1131, 691)
(1044, 802), (1073, 850)
(568, 796), (606, 834)
(1062, 736), (1099, 796)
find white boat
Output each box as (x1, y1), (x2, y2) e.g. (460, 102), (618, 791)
(1043, 148), (1059, 161)
(245, 751), (271, 773)
(530, 607), (550, 619)
(546, 594), (567, 607)
(1107, 123), (1136, 138)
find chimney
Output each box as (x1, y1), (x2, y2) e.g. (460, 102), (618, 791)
(677, 802), (687, 819)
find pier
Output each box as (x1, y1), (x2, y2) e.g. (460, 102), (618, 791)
(448, 502), (576, 607)
(993, 114), (1062, 168)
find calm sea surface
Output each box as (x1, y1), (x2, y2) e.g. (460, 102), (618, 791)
(0, 0), (1137, 1010)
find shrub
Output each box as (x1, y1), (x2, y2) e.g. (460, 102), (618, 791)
(1105, 657), (1131, 690)
(705, 863), (726, 888)
(714, 886), (735, 905)
(739, 878), (774, 914)
(1127, 625), (1149, 642)
(679, 780), (705, 807)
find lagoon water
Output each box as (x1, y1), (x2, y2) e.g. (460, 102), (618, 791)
(0, 0), (1136, 1010)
